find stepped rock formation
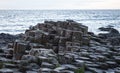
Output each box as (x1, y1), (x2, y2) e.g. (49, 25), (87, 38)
(13, 20), (89, 60)
(0, 20), (120, 73)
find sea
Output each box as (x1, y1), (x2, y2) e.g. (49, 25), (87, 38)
(0, 10), (120, 35)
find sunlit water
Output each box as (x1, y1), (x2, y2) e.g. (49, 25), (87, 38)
(0, 10), (120, 35)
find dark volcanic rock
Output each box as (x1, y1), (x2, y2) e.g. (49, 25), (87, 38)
(99, 27), (119, 34)
(0, 68), (13, 73)
(99, 27), (116, 32)
(1, 20), (120, 73)
(0, 33), (19, 48)
(12, 20), (90, 60)
(108, 37), (120, 46)
(98, 27), (120, 46)
(110, 28), (119, 34)
(98, 27), (119, 37)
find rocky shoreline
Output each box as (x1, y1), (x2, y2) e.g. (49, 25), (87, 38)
(0, 20), (120, 73)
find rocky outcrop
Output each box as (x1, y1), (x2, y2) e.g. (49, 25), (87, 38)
(0, 33), (19, 48)
(13, 20), (89, 60)
(0, 20), (120, 73)
(98, 27), (120, 46)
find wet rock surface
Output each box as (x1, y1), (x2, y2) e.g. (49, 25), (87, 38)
(98, 27), (120, 46)
(0, 33), (19, 48)
(0, 20), (120, 73)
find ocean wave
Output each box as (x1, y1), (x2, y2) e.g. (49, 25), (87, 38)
(0, 10), (120, 34)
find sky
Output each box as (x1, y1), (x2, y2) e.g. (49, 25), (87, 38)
(0, 0), (120, 9)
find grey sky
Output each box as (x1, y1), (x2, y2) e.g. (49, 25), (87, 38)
(0, 0), (120, 9)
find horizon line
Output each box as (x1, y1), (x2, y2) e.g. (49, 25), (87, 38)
(0, 9), (120, 10)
